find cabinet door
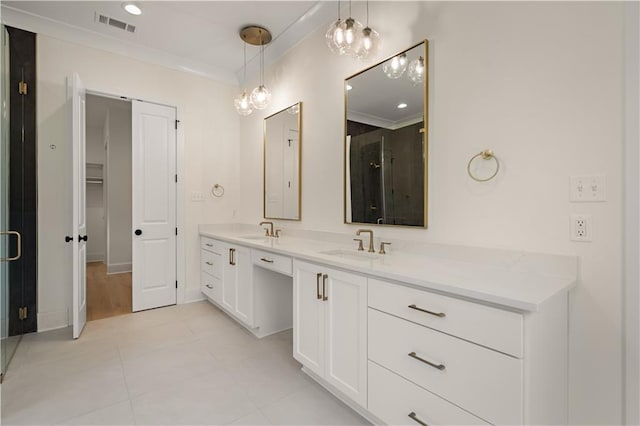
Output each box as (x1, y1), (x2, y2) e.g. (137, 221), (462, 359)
(292, 260), (325, 377)
(234, 246), (254, 327)
(324, 267), (368, 406)
(222, 245), (237, 312)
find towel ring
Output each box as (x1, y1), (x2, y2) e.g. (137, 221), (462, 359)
(211, 184), (225, 197)
(467, 149), (500, 182)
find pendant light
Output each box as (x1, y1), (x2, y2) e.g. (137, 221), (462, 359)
(247, 27), (272, 110)
(407, 55), (425, 85)
(354, 0), (380, 60)
(234, 42), (253, 116)
(383, 53), (408, 79)
(325, 0), (345, 54)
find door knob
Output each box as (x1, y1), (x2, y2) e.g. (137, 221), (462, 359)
(65, 236), (73, 242)
(135, 229), (142, 236)
(78, 235), (88, 242)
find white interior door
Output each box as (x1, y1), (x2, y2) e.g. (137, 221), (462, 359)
(70, 73), (87, 339)
(132, 100), (176, 311)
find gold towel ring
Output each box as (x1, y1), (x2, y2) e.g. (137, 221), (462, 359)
(211, 184), (225, 197)
(467, 149), (500, 182)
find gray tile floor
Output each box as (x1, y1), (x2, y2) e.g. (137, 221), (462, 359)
(0, 301), (369, 425)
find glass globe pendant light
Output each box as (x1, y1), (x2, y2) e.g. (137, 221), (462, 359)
(250, 41), (271, 110)
(234, 43), (253, 116)
(407, 56), (425, 85)
(325, 0), (345, 54)
(354, 0), (380, 60)
(382, 53), (408, 79)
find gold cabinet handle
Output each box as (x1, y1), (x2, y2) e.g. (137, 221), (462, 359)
(205, 261), (213, 266)
(408, 412), (429, 426)
(205, 284), (213, 289)
(408, 304), (446, 318)
(322, 274), (328, 301)
(0, 231), (21, 261)
(229, 248), (236, 265)
(316, 273), (322, 300)
(408, 352), (445, 371)
(260, 258), (274, 263)
(205, 243), (213, 247)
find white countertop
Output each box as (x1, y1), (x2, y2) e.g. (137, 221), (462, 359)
(199, 224), (577, 312)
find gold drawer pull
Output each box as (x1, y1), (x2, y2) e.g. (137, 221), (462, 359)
(408, 352), (445, 371)
(205, 261), (213, 266)
(205, 284), (213, 289)
(408, 304), (446, 318)
(205, 243), (213, 247)
(260, 258), (274, 263)
(408, 412), (429, 426)
(316, 273), (322, 300)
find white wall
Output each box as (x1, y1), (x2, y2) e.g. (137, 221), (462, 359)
(105, 98), (132, 272)
(37, 35), (241, 330)
(238, 2), (625, 424)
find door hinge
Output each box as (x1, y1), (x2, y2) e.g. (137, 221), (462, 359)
(175, 119), (180, 130)
(18, 81), (27, 95)
(18, 306), (27, 320)
(175, 227), (178, 235)
(175, 174), (178, 183)
(175, 280), (178, 289)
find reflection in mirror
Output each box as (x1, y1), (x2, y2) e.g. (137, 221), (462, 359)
(264, 102), (302, 220)
(345, 41), (427, 227)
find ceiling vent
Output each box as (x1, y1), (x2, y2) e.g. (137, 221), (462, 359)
(95, 13), (136, 33)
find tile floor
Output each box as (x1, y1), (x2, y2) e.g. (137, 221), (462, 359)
(0, 301), (369, 425)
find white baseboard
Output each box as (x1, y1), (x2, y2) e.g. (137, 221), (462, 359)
(184, 287), (206, 304)
(87, 252), (105, 263)
(37, 309), (69, 332)
(107, 262), (132, 274)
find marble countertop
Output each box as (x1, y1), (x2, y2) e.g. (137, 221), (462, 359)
(199, 224), (577, 312)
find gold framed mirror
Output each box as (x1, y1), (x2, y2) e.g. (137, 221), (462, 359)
(264, 102), (302, 220)
(344, 41), (428, 227)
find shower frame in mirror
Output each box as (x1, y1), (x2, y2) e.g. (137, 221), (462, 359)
(263, 102), (302, 221)
(344, 40), (429, 228)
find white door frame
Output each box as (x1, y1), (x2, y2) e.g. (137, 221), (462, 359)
(85, 88), (186, 306)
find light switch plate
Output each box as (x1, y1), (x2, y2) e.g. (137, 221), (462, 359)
(191, 191), (205, 202)
(570, 175), (606, 202)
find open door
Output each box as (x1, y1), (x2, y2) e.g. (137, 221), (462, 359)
(132, 100), (176, 311)
(70, 73), (87, 339)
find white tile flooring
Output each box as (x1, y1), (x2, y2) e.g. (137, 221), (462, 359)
(1, 301), (370, 425)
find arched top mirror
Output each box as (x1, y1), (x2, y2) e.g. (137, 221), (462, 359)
(344, 41), (428, 227)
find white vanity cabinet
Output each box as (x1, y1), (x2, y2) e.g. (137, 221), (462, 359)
(201, 237), (254, 327)
(292, 259), (368, 407)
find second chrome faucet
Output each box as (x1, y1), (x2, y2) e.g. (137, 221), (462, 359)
(356, 229), (375, 253)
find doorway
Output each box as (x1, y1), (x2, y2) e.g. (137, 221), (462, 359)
(84, 94), (133, 321)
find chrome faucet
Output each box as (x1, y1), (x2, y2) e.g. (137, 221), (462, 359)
(356, 229), (375, 253)
(259, 221), (274, 237)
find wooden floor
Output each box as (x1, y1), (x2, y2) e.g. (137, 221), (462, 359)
(86, 262), (132, 321)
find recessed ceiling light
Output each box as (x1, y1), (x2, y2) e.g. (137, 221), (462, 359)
(122, 2), (142, 16)
(397, 103), (408, 109)
(346, 84), (353, 91)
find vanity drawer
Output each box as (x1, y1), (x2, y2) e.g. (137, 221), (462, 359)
(368, 308), (522, 426)
(201, 272), (222, 304)
(251, 249), (292, 276)
(201, 237), (223, 253)
(368, 278), (523, 357)
(201, 250), (222, 278)
(368, 361), (489, 426)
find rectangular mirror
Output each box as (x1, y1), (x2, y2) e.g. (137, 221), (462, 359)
(264, 102), (302, 220)
(345, 41), (428, 227)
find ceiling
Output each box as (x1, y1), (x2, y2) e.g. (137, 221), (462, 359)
(1, 1), (334, 84)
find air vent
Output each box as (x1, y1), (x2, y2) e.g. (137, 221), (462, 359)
(95, 13), (136, 34)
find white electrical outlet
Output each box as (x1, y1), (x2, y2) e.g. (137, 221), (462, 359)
(570, 175), (606, 202)
(571, 214), (592, 242)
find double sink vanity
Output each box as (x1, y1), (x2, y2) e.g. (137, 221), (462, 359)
(199, 223), (576, 426)
(200, 39), (576, 425)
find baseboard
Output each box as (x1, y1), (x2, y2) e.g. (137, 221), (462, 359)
(184, 287), (206, 304)
(87, 252), (105, 263)
(37, 309), (69, 332)
(300, 366), (382, 426)
(107, 262), (132, 274)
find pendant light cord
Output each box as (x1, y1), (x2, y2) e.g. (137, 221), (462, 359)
(242, 43), (247, 87)
(366, 0), (369, 27)
(338, 0), (341, 19)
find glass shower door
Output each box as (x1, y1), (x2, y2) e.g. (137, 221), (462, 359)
(1, 24), (21, 382)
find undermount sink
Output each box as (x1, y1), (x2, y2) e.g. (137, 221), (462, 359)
(239, 235), (270, 241)
(319, 249), (380, 262)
